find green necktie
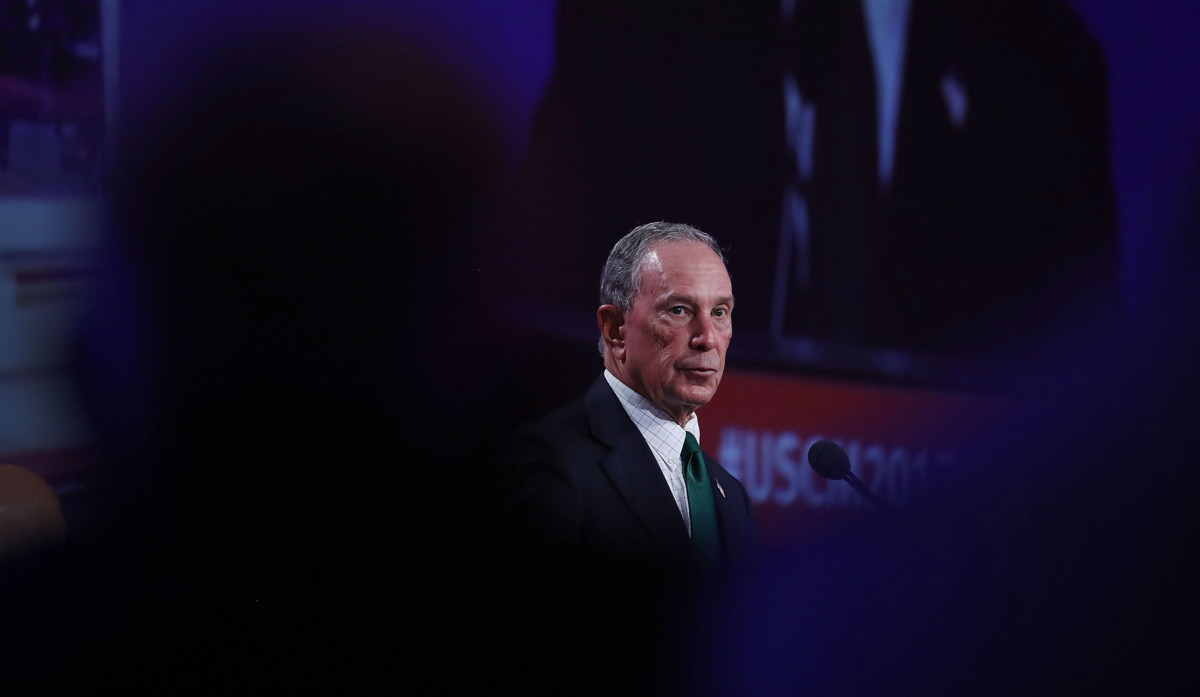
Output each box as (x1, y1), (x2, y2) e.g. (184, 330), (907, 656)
(682, 432), (720, 568)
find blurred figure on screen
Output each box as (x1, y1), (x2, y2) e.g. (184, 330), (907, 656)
(2, 3), (510, 691)
(509, 0), (1118, 378)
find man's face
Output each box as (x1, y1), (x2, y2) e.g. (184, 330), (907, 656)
(608, 241), (734, 426)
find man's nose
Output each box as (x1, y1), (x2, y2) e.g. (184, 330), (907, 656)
(690, 313), (717, 350)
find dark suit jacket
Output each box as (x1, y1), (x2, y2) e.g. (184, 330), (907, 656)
(497, 373), (757, 577)
(487, 374), (757, 695)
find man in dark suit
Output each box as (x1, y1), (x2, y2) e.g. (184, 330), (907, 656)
(507, 0), (1118, 380)
(493, 222), (756, 696)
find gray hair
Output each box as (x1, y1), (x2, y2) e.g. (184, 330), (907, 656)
(597, 221), (728, 356)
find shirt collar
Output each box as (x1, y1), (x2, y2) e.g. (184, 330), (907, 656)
(603, 370), (701, 445)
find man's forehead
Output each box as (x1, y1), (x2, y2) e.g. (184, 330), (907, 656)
(638, 243), (732, 296)
(641, 247), (665, 277)
(642, 240), (726, 274)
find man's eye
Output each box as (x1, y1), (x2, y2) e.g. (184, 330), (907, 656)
(669, 306), (687, 316)
(713, 308), (727, 318)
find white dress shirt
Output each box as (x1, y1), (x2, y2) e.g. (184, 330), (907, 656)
(603, 370), (701, 536)
(862, 0), (913, 190)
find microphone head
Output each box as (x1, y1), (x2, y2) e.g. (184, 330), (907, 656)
(808, 440), (851, 480)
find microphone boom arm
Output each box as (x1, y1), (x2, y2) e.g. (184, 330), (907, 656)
(843, 471), (897, 514)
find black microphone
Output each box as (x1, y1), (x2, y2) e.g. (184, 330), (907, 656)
(808, 440), (896, 514)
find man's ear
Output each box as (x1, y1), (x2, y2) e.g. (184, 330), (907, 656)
(597, 304), (626, 360)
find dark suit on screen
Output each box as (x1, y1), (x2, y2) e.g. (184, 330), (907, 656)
(507, 0), (1118, 370)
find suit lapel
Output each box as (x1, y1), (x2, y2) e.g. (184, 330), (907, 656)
(584, 377), (692, 561)
(706, 460), (751, 558)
